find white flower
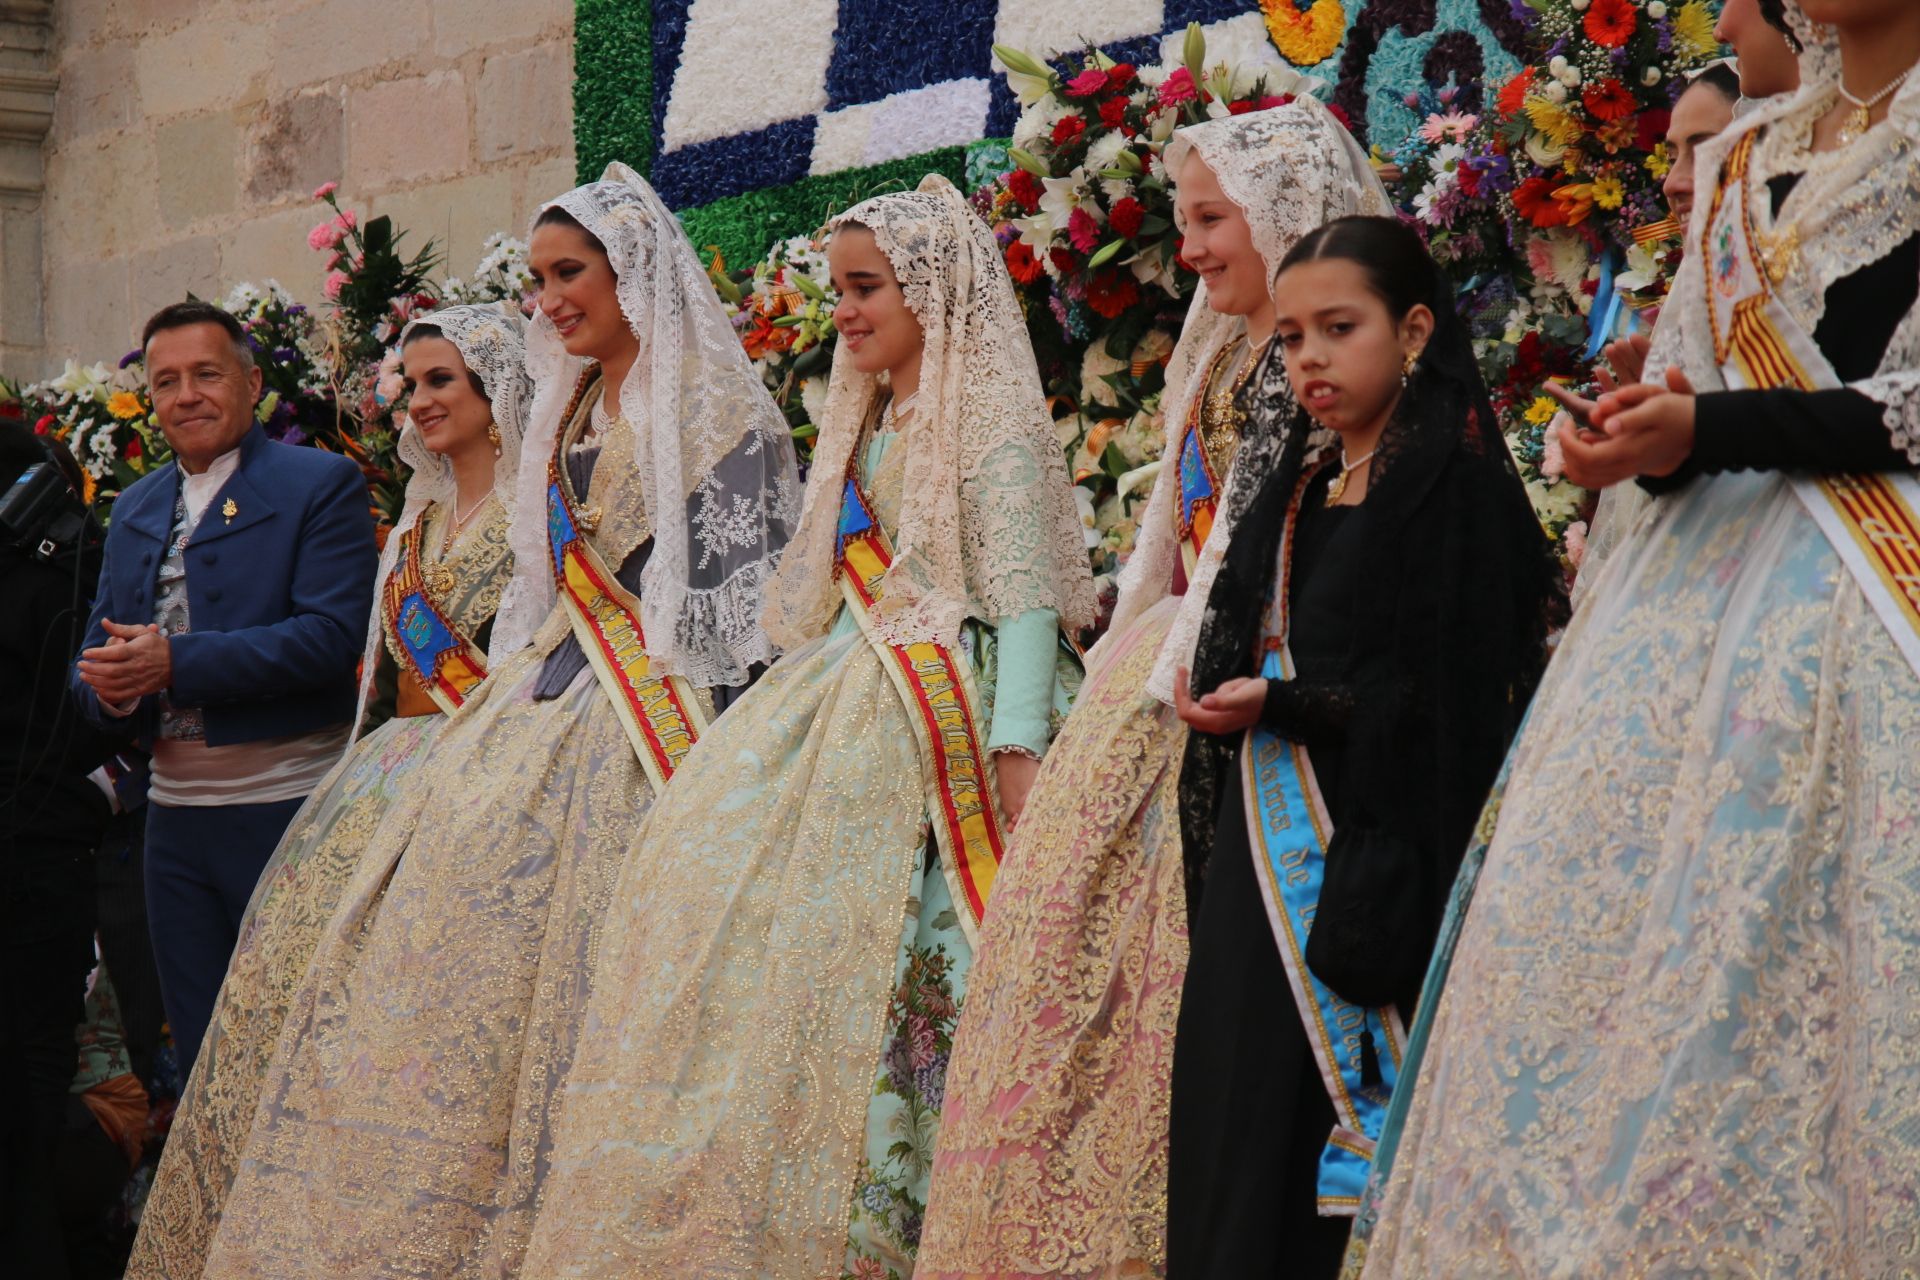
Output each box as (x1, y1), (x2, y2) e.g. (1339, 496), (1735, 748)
(1413, 182), (1444, 223)
(1073, 486), (1101, 548)
(1648, 1), (1668, 16)
(1432, 142), (1468, 175)
(1147, 105), (1180, 143)
(1037, 173), (1092, 229)
(1085, 131), (1128, 173)
(1130, 252), (1180, 298)
(1544, 81), (1569, 104)
(1012, 96), (1070, 151)
(1561, 65), (1582, 88)
(1643, 66), (1662, 86)
(1549, 55), (1569, 76)
(1571, 0), (1590, 10)
(1080, 343), (1128, 407)
(1526, 131), (1569, 166)
(798, 376), (828, 427)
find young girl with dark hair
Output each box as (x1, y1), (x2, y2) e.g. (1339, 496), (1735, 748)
(1167, 215), (1561, 1279)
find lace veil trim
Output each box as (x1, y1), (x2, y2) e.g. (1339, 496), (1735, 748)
(350, 302), (533, 740)
(493, 163), (801, 684)
(761, 175), (1095, 649)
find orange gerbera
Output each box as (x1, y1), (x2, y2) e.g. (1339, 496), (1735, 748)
(1496, 70), (1534, 119)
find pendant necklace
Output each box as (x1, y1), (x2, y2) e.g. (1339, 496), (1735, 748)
(1326, 447), (1377, 507)
(1835, 64), (1915, 147)
(446, 485), (496, 543)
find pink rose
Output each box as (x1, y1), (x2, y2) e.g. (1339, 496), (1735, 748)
(1541, 414), (1569, 478)
(1157, 67), (1198, 108)
(308, 221), (343, 251)
(1565, 519), (1589, 568)
(312, 181), (339, 200)
(1066, 205), (1101, 253)
(324, 269), (350, 300)
(1065, 67), (1109, 98)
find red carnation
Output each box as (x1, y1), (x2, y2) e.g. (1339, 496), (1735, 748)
(1086, 267), (1141, 319)
(1005, 239), (1045, 284)
(1007, 168), (1041, 211)
(1107, 63), (1136, 90)
(1051, 114), (1087, 146)
(1049, 247), (1078, 277)
(1257, 94), (1293, 111)
(1228, 100), (1257, 115)
(1583, 78), (1637, 123)
(1584, 0), (1637, 49)
(1100, 97), (1128, 129)
(1108, 196), (1145, 239)
(125, 435), (142, 459)
(1513, 175), (1570, 228)
(33, 413), (55, 436)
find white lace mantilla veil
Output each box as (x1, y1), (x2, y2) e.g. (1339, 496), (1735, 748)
(491, 162), (801, 684)
(761, 174), (1096, 649)
(347, 301), (533, 741)
(1577, 3), (1920, 607)
(1098, 97), (1388, 703)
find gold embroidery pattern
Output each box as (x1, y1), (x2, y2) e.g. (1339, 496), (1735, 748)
(919, 597), (1191, 1278)
(1358, 473), (1920, 1277)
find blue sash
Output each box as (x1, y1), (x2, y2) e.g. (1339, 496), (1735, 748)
(1243, 643), (1407, 1215)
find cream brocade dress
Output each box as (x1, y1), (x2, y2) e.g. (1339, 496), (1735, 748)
(521, 432), (1057, 1280)
(127, 496), (511, 1279)
(174, 415), (673, 1279)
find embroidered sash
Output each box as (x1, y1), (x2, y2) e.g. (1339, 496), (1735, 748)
(835, 466), (1005, 948)
(1174, 386), (1224, 577)
(546, 423), (708, 791)
(1703, 132), (1920, 678)
(380, 520), (489, 716)
(1242, 468), (1407, 1216)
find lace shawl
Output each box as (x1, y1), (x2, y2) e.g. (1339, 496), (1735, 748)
(350, 302), (533, 740)
(1647, 9), (1920, 464)
(761, 175), (1095, 649)
(493, 162), (802, 685)
(1092, 98), (1390, 703)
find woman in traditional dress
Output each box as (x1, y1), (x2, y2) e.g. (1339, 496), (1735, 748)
(1350, 3), (1920, 1274)
(1167, 215), (1559, 1279)
(915, 100), (1389, 1280)
(518, 175), (1094, 1280)
(160, 163), (799, 1279)
(126, 301), (532, 1279)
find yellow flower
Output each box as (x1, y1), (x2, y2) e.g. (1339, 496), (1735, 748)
(1644, 142), (1673, 179)
(1523, 97), (1585, 149)
(1592, 175), (1626, 210)
(1524, 395), (1559, 426)
(1261, 0), (1347, 68)
(1673, 1), (1719, 60)
(107, 390), (144, 420)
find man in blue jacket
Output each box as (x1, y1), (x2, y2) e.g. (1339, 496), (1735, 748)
(72, 300), (376, 1071)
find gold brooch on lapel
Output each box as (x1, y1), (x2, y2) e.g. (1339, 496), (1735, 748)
(222, 498), (238, 525)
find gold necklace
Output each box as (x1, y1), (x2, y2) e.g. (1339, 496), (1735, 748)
(1197, 335), (1267, 476)
(1325, 447), (1377, 507)
(1835, 65), (1915, 147)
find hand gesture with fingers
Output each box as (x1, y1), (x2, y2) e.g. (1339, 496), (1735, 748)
(1552, 365), (1697, 489)
(78, 620), (172, 706)
(1173, 667), (1267, 736)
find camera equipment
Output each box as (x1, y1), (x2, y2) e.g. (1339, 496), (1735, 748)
(0, 458), (102, 568)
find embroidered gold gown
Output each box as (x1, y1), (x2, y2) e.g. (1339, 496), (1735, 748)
(166, 399), (691, 1279)
(125, 497), (511, 1279)
(519, 428), (1070, 1280)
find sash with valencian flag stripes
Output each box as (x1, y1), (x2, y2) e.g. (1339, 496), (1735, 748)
(546, 376), (709, 790)
(379, 520), (490, 715)
(834, 460), (1006, 948)
(1174, 357), (1227, 576)
(1703, 131), (1920, 678)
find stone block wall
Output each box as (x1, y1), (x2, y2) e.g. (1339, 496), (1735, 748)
(20, 0), (575, 378)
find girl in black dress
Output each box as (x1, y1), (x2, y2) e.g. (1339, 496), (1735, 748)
(1166, 216), (1563, 1278)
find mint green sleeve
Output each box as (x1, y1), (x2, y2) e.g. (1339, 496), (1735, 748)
(987, 607), (1059, 758)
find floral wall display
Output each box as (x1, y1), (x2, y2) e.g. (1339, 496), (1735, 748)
(580, 1), (1533, 267)
(1382, 0), (1721, 566)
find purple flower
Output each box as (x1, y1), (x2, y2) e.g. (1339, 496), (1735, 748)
(884, 1035), (914, 1096)
(274, 347), (299, 363)
(118, 348), (143, 369)
(913, 1051), (949, 1111)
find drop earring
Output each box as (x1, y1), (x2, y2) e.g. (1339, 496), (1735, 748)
(486, 420), (502, 456)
